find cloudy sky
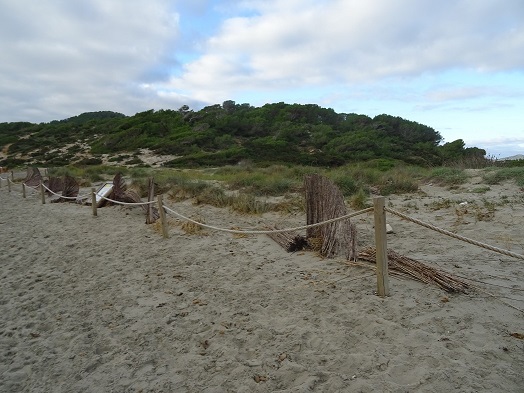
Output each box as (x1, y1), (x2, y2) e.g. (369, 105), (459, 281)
(1, 0), (523, 157)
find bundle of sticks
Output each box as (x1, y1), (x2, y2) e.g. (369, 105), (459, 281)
(304, 174), (357, 260)
(50, 175), (79, 203)
(110, 173), (159, 224)
(266, 228), (309, 252)
(358, 247), (470, 293)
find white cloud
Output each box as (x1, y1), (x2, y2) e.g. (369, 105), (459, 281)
(167, 0), (524, 102)
(1, 0), (524, 128)
(0, 0), (182, 122)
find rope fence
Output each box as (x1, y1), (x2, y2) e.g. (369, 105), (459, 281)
(40, 182), (90, 201)
(163, 204), (374, 235)
(384, 207), (524, 261)
(2, 173), (523, 307)
(99, 194), (157, 206)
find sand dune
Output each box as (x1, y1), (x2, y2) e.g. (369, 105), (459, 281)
(1, 174), (523, 392)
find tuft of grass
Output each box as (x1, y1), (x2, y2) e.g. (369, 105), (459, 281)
(428, 167), (468, 186)
(193, 186), (230, 208)
(471, 186), (490, 194)
(332, 174), (358, 197)
(377, 173), (419, 195)
(229, 193), (272, 214)
(349, 188), (369, 210)
(427, 198), (455, 211)
(168, 180), (211, 201)
(482, 167), (524, 187)
(274, 195), (305, 213)
(181, 216), (208, 235)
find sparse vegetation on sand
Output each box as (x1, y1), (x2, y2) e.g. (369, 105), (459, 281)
(38, 161), (524, 216)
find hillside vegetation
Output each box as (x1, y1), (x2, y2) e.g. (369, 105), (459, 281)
(0, 102), (487, 169)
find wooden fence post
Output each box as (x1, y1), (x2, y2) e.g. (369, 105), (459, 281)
(146, 177), (154, 224)
(11, 171), (14, 181)
(157, 194), (169, 238)
(91, 188), (97, 216)
(40, 182), (46, 204)
(8, 178), (11, 193)
(22, 183), (26, 198)
(373, 196), (390, 297)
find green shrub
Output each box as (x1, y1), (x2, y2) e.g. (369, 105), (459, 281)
(332, 175), (358, 196)
(77, 157), (103, 166)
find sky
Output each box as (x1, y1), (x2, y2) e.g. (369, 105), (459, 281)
(1, 0), (523, 158)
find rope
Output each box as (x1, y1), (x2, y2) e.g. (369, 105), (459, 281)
(99, 194), (157, 206)
(5, 177), (28, 191)
(41, 182), (90, 200)
(23, 183), (40, 191)
(384, 207), (524, 261)
(162, 204), (373, 235)
(5, 178), (41, 193)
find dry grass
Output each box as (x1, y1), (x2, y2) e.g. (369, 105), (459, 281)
(180, 216), (208, 235)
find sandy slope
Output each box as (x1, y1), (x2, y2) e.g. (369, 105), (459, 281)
(0, 174), (523, 392)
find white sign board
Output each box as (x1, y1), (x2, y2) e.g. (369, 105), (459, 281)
(95, 182), (113, 206)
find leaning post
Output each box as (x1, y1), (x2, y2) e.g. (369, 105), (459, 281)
(146, 177), (155, 224)
(157, 194), (169, 239)
(40, 182), (46, 204)
(373, 196), (390, 297)
(91, 188), (97, 216)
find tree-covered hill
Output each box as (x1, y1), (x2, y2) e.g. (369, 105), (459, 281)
(0, 102), (485, 168)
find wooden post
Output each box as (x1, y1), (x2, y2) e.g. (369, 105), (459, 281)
(146, 177), (154, 224)
(157, 194), (169, 238)
(40, 182), (46, 204)
(22, 183), (26, 198)
(11, 170), (14, 181)
(8, 178), (11, 193)
(373, 196), (390, 297)
(91, 188), (97, 216)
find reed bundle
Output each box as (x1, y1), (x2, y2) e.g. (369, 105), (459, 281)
(51, 175), (79, 203)
(23, 167), (42, 187)
(111, 173), (159, 223)
(304, 174), (357, 260)
(358, 247), (469, 293)
(266, 227), (309, 252)
(44, 176), (64, 194)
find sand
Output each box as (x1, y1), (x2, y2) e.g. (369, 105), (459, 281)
(1, 173), (523, 392)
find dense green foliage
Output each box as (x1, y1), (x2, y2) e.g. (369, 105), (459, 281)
(1, 102), (487, 168)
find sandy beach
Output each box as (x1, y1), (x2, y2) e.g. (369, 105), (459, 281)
(1, 173), (523, 392)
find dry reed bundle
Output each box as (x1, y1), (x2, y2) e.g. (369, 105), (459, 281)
(23, 167), (42, 187)
(266, 227), (309, 252)
(111, 173), (159, 223)
(358, 247), (469, 293)
(44, 177), (64, 195)
(304, 174), (357, 260)
(51, 175), (79, 203)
